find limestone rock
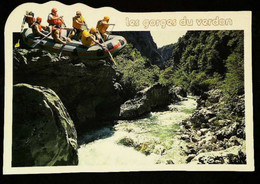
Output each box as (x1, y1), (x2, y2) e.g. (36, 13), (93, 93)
(190, 144), (246, 164)
(12, 83), (78, 167)
(119, 83), (171, 119)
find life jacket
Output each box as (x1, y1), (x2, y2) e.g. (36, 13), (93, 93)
(25, 16), (35, 26)
(32, 22), (42, 35)
(47, 13), (59, 25)
(73, 16), (85, 30)
(96, 20), (109, 34)
(81, 30), (95, 47)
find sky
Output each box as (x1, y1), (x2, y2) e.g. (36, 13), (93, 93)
(150, 30), (187, 48)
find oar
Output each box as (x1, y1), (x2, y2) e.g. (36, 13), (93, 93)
(58, 43), (66, 59)
(60, 16), (66, 27)
(58, 29), (72, 59)
(31, 32), (52, 48)
(97, 30), (117, 66)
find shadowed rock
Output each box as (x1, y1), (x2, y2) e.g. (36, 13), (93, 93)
(12, 83), (78, 167)
(13, 49), (123, 131)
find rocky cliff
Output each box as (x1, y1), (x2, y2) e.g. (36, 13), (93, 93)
(14, 48), (123, 132)
(12, 83), (78, 166)
(158, 44), (174, 64)
(112, 31), (163, 66)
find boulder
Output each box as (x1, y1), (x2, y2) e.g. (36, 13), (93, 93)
(12, 83), (78, 167)
(216, 121), (245, 140)
(119, 83), (171, 119)
(169, 86), (187, 98)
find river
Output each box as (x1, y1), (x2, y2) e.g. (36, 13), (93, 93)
(78, 96), (197, 166)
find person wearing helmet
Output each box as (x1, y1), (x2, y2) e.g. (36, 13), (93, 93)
(69, 11), (88, 40)
(21, 11), (35, 31)
(47, 8), (64, 27)
(89, 27), (100, 41)
(51, 20), (71, 44)
(81, 29), (102, 47)
(96, 16), (110, 41)
(31, 17), (49, 37)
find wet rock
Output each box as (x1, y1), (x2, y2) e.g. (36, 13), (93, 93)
(181, 134), (190, 141)
(12, 83), (78, 167)
(166, 159), (175, 164)
(186, 154), (196, 163)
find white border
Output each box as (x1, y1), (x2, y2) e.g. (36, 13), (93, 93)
(3, 1), (254, 174)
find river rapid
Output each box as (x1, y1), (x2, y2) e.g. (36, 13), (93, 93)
(78, 96), (197, 166)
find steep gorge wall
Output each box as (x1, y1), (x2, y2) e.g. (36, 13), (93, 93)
(14, 49), (123, 132)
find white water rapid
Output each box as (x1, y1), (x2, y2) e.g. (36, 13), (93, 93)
(78, 96), (197, 166)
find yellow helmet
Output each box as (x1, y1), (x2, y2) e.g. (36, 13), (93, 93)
(76, 11), (81, 16)
(82, 30), (90, 37)
(90, 27), (96, 33)
(104, 16), (110, 21)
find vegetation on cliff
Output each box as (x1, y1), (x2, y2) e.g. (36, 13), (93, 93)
(159, 30), (244, 98)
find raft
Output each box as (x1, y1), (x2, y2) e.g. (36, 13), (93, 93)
(21, 28), (127, 60)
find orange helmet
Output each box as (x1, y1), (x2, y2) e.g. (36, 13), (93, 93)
(104, 16), (110, 21)
(90, 27), (96, 33)
(52, 8), (57, 14)
(76, 11), (82, 16)
(36, 17), (42, 22)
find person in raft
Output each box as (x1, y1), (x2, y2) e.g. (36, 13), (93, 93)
(47, 8), (65, 27)
(21, 11), (35, 31)
(81, 28), (103, 48)
(89, 27), (101, 42)
(69, 11), (88, 40)
(31, 17), (50, 37)
(96, 16), (111, 41)
(51, 20), (71, 45)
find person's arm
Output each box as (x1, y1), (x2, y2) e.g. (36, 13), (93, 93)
(36, 25), (47, 37)
(75, 19), (84, 25)
(54, 30), (66, 44)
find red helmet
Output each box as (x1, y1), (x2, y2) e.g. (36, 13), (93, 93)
(52, 8), (57, 14)
(36, 17), (42, 22)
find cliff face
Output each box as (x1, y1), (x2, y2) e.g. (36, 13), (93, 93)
(14, 49), (123, 132)
(158, 44), (175, 63)
(113, 31), (163, 66)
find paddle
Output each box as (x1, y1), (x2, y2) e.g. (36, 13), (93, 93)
(97, 29), (117, 66)
(58, 43), (66, 59)
(31, 32), (52, 48)
(15, 39), (20, 48)
(60, 16), (66, 27)
(58, 29), (72, 59)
